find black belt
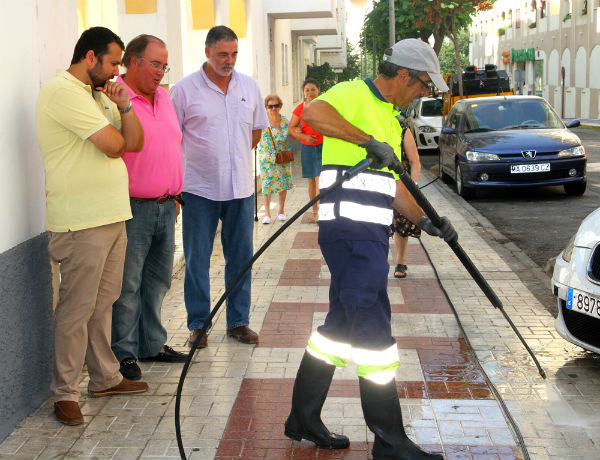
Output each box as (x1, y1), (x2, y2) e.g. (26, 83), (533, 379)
(131, 194), (185, 205)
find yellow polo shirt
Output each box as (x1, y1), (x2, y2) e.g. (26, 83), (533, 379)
(36, 70), (132, 232)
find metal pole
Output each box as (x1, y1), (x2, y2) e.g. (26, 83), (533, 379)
(389, 0), (395, 46)
(372, 33), (376, 79)
(254, 148), (258, 221)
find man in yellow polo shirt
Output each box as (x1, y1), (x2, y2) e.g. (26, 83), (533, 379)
(36, 26), (147, 426)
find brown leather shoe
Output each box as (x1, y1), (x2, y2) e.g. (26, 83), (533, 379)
(54, 401), (84, 425)
(89, 377), (148, 398)
(189, 329), (207, 348)
(227, 326), (259, 344)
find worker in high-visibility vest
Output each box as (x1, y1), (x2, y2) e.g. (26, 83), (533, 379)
(284, 39), (455, 460)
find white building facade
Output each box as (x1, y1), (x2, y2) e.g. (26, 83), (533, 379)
(0, 0), (348, 441)
(470, 0), (600, 119)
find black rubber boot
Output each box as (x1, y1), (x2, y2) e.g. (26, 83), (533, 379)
(284, 351), (350, 449)
(359, 377), (444, 460)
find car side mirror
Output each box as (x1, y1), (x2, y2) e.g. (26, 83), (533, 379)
(566, 119), (580, 128)
(441, 126), (456, 135)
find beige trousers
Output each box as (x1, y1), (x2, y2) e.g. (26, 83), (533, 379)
(48, 222), (127, 402)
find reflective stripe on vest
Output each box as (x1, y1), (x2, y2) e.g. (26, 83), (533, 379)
(318, 167), (396, 226)
(307, 331), (351, 368)
(339, 201), (394, 226)
(320, 169), (395, 197)
(319, 202), (335, 221)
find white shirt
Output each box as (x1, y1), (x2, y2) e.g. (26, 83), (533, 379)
(170, 65), (268, 200)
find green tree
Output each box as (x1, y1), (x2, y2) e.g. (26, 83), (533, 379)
(306, 40), (361, 92)
(360, 0), (439, 65)
(336, 40), (361, 83)
(413, 0), (494, 97)
(306, 62), (337, 93)
(438, 30), (470, 76)
(360, 0), (494, 96)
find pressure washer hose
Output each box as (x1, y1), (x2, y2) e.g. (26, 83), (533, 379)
(175, 159), (371, 460)
(174, 156), (545, 460)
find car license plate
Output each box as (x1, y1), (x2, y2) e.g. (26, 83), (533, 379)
(567, 288), (600, 318)
(510, 163), (550, 174)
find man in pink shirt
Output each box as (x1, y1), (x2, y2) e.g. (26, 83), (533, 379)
(111, 35), (186, 381)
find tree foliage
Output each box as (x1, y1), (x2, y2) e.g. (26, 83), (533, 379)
(360, 0), (494, 89)
(360, 0), (479, 59)
(336, 41), (361, 83)
(306, 40), (361, 92)
(438, 30), (470, 76)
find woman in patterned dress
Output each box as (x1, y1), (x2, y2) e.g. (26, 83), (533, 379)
(257, 94), (294, 224)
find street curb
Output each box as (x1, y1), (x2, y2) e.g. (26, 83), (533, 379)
(579, 124), (600, 130)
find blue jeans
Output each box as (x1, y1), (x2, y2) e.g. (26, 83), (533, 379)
(111, 199), (175, 361)
(182, 192), (254, 331)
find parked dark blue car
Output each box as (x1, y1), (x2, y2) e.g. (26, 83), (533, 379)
(438, 96), (586, 199)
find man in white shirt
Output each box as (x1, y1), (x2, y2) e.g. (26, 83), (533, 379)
(170, 25), (268, 348)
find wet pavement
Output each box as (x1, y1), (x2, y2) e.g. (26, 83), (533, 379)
(1, 164), (600, 460)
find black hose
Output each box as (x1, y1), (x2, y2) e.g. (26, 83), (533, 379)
(419, 238), (532, 460)
(390, 158), (546, 379)
(175, 159), (371, 460)
(174, 155), (545, 459)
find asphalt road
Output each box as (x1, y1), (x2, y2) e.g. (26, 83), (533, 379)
(421, 127), (600, 271)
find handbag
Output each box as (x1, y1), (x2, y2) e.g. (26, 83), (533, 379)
(267, 127), (294, 164)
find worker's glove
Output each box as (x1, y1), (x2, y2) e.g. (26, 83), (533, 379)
(418, 216), (457, 243)
(360, 136), (395, 169)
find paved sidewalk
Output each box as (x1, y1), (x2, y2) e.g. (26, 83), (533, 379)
(2, 165), (600, 460)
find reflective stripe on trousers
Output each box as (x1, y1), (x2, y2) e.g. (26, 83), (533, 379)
(307, 331), (400, 384)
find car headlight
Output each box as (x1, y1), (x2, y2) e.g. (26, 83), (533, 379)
(465, 150), (500, 161)
(417, 126), (436, 133)
(562, 234), (576, 262)
(558, 145), (585, 157)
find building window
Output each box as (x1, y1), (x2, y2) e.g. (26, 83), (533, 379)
(516, 8), (521, 28)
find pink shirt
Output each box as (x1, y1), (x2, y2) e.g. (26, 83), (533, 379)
(118, 75), (183, 198)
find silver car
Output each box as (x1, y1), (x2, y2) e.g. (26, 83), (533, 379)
(552, 207), (600, 354)
(406, 97), (443, 152)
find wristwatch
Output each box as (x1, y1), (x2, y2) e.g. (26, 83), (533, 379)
(118, 101), (133, 114)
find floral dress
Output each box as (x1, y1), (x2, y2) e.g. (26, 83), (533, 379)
(257, 116), (294, 195)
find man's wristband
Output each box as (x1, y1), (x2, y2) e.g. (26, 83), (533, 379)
(118, 101), (133, 114)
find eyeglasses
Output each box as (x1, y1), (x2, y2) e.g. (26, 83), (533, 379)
(266, 103), (282, 109)
(415, 76), (434, 92)
(139, 57), (170, 74)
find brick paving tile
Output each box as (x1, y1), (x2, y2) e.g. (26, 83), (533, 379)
(6, 171), (600, 460)
(292, 231), (320, 249)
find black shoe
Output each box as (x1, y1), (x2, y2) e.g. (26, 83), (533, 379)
(139, 345), (188, 363)
(119, 358), (142, 380)
(285, 351), (350, 450)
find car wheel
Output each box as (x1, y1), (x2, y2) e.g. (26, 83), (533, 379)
(564, 181), (586, 196)
(455, 163), (475, 199)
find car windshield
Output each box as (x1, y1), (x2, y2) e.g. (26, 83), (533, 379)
(421, 99), (443, 117)
(463, 99), (564, 133)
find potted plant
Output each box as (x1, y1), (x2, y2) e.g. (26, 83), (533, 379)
(528, 21), (536, 28)
(563, 12), (571, 22)
(498, 27), (506, 36)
